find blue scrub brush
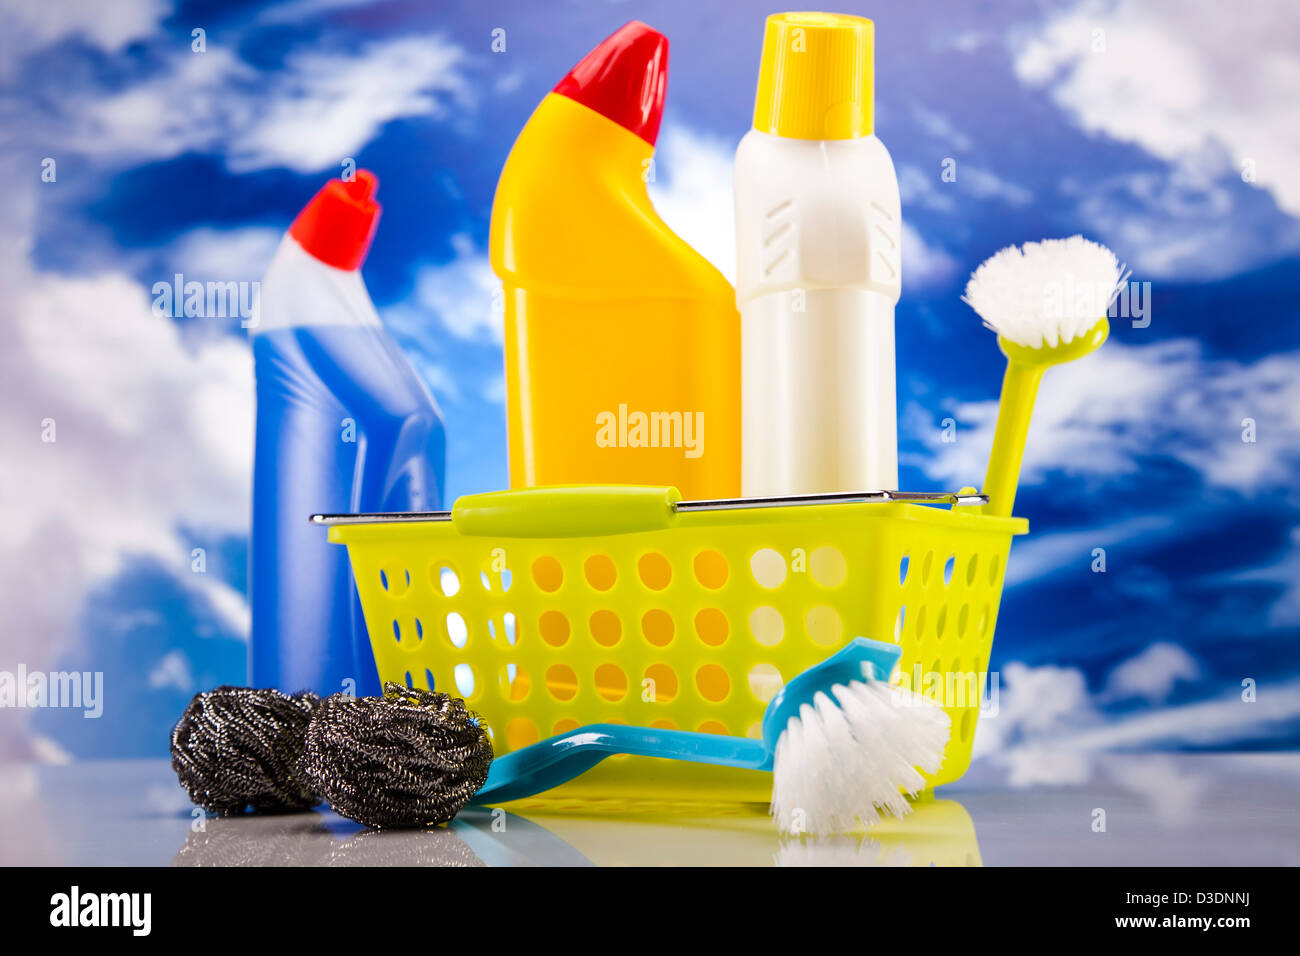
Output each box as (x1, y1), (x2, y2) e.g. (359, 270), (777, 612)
(469, 638), (950, 835)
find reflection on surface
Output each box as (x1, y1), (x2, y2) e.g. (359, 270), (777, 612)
(775, 798), (982, 866)
(482, 793), (982, 867)
(173, 813), (488, 867)
(9, 751), (1296, 865)
(165, 793), (981, 867)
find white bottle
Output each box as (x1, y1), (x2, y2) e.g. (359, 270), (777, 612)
(734, 12), (902, 496)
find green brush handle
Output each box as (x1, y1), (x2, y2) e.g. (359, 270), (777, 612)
(982, 360), (1044, 519)
(981, 317), (1110, 519)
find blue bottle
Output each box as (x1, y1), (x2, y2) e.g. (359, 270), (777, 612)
(250, 171), (445, 697)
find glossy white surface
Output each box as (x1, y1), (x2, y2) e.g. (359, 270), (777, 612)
(2, 752), (1297, 866)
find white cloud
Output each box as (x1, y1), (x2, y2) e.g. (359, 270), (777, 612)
(0, 199), (254, 756)
(907, 339), (1300, 495)
(69, 35), (471, 173)
(230, 36), (470, 172)
(1000, 513), (1173, 587)
(974, 660), (1100, 759)
(1103, 642), (1201, 704)
(166, 227), (281, 284)
(400, 234), (502, 345)
(900, 162), (1031, 215)
(0, 0), (169, 55)
(910, 104), (972, 152)
(1226, 526), (1300, 627)
(1066, 162), (1300, 279)
(148, 650), (195, 693)
(902, 222), (959, 290)
(648, 124), (738, 283)
(975, 653), (1300, 785)
(1013, 0), (1300, 219)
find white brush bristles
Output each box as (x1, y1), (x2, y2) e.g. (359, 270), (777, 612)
(962, 235), (1127, 350)
(771, 679), (951, 837)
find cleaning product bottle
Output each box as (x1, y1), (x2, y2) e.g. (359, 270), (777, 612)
(250, 170), (445, 698)
(734, 12), (902, 496)
(490, 21), (740, 500)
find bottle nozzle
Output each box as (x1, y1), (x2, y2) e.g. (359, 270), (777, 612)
(553, 20), (669, 146)
(289, 170), (382, 272)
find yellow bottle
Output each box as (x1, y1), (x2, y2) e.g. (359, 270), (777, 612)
(489, 21), (740, 500)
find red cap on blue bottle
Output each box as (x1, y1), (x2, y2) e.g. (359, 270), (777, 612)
(289, 170), (382, 272)
(553, 21), (669, 146)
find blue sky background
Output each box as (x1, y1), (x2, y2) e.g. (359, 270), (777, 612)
(1, 0), (1298, 769)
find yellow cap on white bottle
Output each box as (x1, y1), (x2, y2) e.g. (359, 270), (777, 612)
(752, 11), (874, 140)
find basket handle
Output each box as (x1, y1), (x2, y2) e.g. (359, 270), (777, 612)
(452, 485), (681, 538)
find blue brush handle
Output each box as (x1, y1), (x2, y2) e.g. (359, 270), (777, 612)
(469, 724), (770, 806)
(468, 638), (902, 806)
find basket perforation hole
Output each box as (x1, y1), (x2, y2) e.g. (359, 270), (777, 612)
(749, 606), (784, 647)
(437, 567), (459, 596)
(545, 664), (578, 701)
(958, 604), (970, 637)
(532, 556), (563, 592)
(424, 668), (436, 691)
(454, 662), (476, 698)
(899, 555), (910, 586)
(987, 555), (1000, 587)
(693, 549), (729, 589)
(920, 551), (935, 585)
(590, 609), (622, 647)
(960, 709), (975, 742)
(695, 664), (731, 703)
(915, 606), (929, 640)
(638, 552), (673, 591)
(501, 663), (530, 702)
(943, 555), (956, 587)
(698, 720), (729, 735)
(895, 606), (906, 643)
(553, 718), (579, 735)
(404, 671), (413, 688)
(506, 717), (539, 750)
(446, 612), (468, 649)
(979, 604), (990, 636)
(381, 567), (409, 597)
(415, 618), (424, 641)
(810, 546), (847, 588)
(480, 570), (491, 591)
(750, 549), (787, 589)
(584, 554), (617, 591)
(641, 609), (675, 647)
(539, 610), (570, 648)
(695, 608), (729, 646)
(747, 663), (783, 703)
(966, 555), (979, 587)
(806, 605), (843, 646)
(643, 663), (678, 703)
(392, 619), (401, 644)
(936, 606), (948, 639)
(595, 663), (628, 702)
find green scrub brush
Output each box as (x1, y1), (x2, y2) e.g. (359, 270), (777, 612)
(963, 236), (1127, 517)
